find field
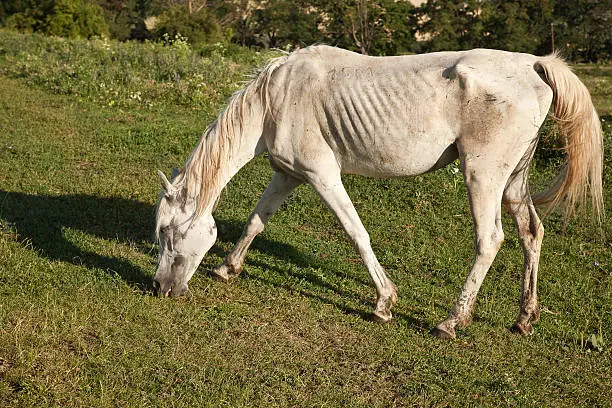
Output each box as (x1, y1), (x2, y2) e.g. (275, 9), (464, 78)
(0, 31), (610, 407)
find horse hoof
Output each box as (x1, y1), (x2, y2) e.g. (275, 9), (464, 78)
(511, 322), (534, 336)
(211, 265), (230, 282)
(431, 324), (456, 340)
(372, 310), (393, 323)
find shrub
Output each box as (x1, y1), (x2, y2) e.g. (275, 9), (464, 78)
(3, 0), (109, 39)
(0, 30), (275, 109)
(152, 5), (223, 45)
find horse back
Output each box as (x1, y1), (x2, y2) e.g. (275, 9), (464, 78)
(264, 46), (551, 178)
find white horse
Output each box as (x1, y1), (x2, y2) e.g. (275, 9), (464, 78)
(154, 46), (603, 338)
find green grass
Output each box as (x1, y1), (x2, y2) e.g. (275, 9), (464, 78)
(0, 33), (610, 407)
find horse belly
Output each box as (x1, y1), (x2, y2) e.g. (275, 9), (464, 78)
(337, 128), (458, 177)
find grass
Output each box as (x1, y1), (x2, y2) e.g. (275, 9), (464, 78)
(0, 32), (610, 407)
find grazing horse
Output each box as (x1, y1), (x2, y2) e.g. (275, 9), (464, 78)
(153, 46), (603, 338)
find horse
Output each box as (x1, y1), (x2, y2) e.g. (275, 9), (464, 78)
(153, 46), (603, 339)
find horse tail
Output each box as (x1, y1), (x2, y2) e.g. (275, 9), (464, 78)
(532, 55), (604, 224)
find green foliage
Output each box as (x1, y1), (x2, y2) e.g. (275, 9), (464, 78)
(3, 0), (109, 39)
(414, 0), (486, 52)
(46, 0), (109, 38)
(310, 0), (416, 55)
(376, 0), (418, 55)
(553, 0), (611, 62)
(483, 0), (554, 54)
(4, 10), (38, 33)
(251, 0), (324, 49)
(95, 0), (142, 41)
(152, 4), (223, 45)
(0, 30), (274, 109)
(1, 0), (610, 61)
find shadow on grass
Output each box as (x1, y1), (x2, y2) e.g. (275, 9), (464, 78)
(0, 190), (425, 327)
(213, 217), (427, 328)
(213, 218), (372, 287)
(0, 190), (154, 290)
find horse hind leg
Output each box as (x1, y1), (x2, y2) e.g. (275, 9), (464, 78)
(433, 159), (506, 339)
(503, 170), (543, 335)
(212, 171), (302, 282)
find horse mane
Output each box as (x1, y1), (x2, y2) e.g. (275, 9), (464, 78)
(176, 54), (289, 219)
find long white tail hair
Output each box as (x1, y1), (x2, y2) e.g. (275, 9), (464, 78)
(533, 55), (604, 224)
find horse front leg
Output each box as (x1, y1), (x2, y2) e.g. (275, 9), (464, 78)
(212, 171), (302, 281)
(310, 175), (397, 323)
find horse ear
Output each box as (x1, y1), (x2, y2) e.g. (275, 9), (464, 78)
(157, 170), (173, 193)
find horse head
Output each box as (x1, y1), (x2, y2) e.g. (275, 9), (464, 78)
(153, 170), (217, 297)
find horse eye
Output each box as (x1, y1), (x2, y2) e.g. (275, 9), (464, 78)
(159, 226), (175, 251)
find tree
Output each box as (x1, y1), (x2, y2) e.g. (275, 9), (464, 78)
(153, 4), (222, 44)
(206, 0), (259, 46)
(316, 0), (404, 55)
(252, 0), (323, 49)
(482, 0), (554, 54)
(414, 0), (486, 51)
(46, 0), (109, 38)
(377, 0), (417, 55)
(93, 0), (135, 41)
(553, 0), (611, 62)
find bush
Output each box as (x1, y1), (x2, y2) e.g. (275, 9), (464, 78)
(0, 30), (275, 109)
(152, 5), (223, 45)
(4, 12), (38, 33)
(3, 0), (108, 39)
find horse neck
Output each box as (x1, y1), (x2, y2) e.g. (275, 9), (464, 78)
(211, 123), (266, 199)
(183, 98), (266, 216)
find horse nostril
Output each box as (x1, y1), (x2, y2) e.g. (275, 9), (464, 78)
(153, 279), (171, 297)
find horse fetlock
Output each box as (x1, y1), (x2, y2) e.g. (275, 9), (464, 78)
(457, 313), (473, 329)
(451, 296), (476, 329)
(525, 299), (540, 322)
(531, 306), (540, 323)
(518, 298), (539, 323)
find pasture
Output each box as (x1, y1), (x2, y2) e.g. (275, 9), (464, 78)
(0, 31), (610, 407)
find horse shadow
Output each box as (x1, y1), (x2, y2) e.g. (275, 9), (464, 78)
(211, 217), (425, 328)
(0, 190), (156, 290)
(0, 190), (424, 328)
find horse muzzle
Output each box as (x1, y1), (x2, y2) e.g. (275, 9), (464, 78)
(152, 278), (188, 298)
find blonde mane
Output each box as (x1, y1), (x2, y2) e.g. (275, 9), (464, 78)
(177, 55), (289, 219)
